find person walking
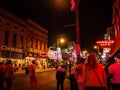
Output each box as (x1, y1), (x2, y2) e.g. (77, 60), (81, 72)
(56, 65), (66, 90)
(83, 53), (107, 90)
(108, 54), (120, 90)
(29, 60), (37, 90)
(0, 61), (5, 90)
(74, 58), (85, 90)
(4, 60), (14, 90)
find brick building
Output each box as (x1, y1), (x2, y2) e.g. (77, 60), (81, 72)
(0, 8), (48, 69)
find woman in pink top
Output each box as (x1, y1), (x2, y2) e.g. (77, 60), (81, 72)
(74, 58), (85, 90)
(29, 60), (37, 90)
(4, 60), (14, 90)
(83, 53), (107, 90)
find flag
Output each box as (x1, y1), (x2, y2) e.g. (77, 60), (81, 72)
(70, 0), (80, 11)
(71, 0), (75, 11)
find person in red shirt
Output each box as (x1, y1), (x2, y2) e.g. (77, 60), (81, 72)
(83, 53), (107, 90)
(4, 60), (14, 90)
(29, 60), (37, 90)
(74, 58), (85, 90)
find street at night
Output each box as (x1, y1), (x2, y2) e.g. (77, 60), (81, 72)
(8, 70), (70, 90)
(1, 0), (120, 90)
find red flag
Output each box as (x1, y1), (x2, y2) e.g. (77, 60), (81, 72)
(70, 0), (80, 11)
(71, 0), (75, 11)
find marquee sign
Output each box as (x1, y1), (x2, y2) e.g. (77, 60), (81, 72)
(0, 46), (23, 52)
(96, 40), (114, 47)
(40, 52), (47, 57)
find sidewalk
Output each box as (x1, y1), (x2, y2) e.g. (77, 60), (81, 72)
(14, 67), (56, 77)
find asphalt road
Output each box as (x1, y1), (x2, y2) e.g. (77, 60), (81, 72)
(4, 70), (70, 90)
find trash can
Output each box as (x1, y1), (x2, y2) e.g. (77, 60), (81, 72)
(69, 74), (78, 90)
(25, 67), (29, 74)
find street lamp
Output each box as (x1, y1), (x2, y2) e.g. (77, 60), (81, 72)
(56, 38), (65, 67)
(94, 45), (99, 51)
(71, 0), (81, 62)
(93, 45), (100, 56)
(54, 0), (81, 62)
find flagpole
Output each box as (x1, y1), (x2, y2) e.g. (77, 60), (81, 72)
(75, 0), (80, 44)
(75, 0), (81, 61)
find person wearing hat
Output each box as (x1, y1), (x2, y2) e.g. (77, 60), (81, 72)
(108, 54), (120, 90)
(29, 60), (37, 90)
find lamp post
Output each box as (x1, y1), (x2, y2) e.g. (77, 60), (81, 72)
(54, 0), (81, 62)
(94, 45), (99, 52)
(56, 38), (65, 67)
(93, 45), (100, 57)
(74, 0), (81, 62)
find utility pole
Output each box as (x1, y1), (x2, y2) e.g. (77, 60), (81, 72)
(64, 0), (81, 62)
(75, 0), (81, 61)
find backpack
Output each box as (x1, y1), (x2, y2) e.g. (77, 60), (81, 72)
(56, 71), (65, 80)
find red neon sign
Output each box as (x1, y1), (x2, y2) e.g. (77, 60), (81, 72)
(40, 52), (47, 57)
(96, 40), (114, 47)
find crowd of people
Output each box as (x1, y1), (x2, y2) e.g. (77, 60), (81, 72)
(0, 53), (120, 90)
(55, 53), (120, 90)
(75, 53), (120, 90)
(0, 59), (37, 90)
(0, 60), (14, 90)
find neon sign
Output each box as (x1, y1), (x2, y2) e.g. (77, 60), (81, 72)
(96, 40), (114, 47)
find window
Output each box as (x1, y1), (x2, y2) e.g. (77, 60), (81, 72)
(36, 40), (38, 49)
(4, 30), (9, 45)
(12, 33), (17, 47)
(1, 50), (9, 58)
(30, 38), (33, 48)
(20, 36), (23, 48)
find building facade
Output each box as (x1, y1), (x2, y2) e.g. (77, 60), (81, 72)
(110, 0), (120, 56)
(0, 8), (48, 69)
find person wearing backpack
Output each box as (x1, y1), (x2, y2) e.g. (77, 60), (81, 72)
(56, 65), (66, 90)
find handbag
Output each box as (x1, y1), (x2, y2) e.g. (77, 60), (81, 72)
(93, 68), (106, 90)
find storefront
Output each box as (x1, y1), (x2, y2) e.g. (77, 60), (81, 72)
(24, 51), (48, 69)
(0, 46), (25, 69)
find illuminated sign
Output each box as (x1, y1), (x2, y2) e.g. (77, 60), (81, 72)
(40, 52), (47, 57)
(1, 46), (23, 52)
(96, 40), (114, 47)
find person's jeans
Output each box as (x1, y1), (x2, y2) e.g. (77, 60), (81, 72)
(57, 80), (64, 90)
(111, 83), (120, 90)
(86, 86), (106, 90)
(5, 78), (12, 90)
(0, 77), (4, 90)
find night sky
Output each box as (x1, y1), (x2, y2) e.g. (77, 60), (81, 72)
(0, 0), (114, 51)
